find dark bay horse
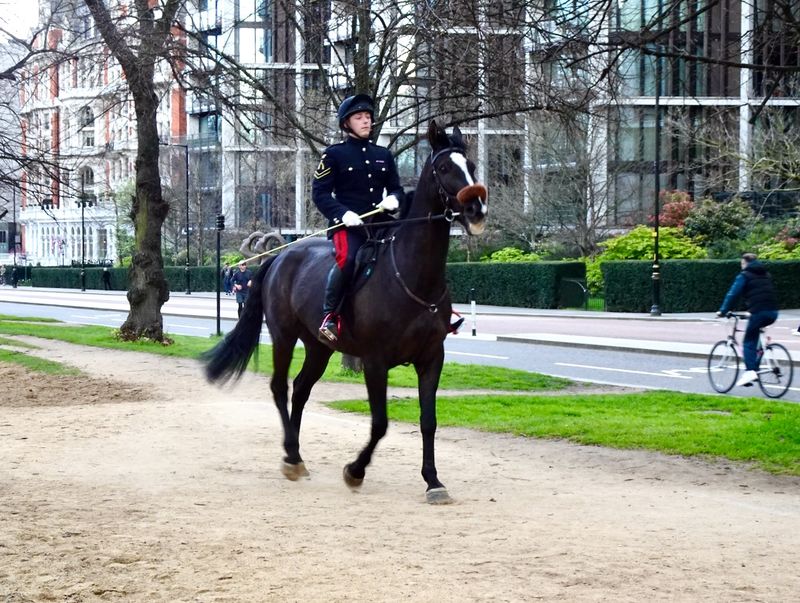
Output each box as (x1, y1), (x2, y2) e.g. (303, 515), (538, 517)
(203, 121), (488, 504)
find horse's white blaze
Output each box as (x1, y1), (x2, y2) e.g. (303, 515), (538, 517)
(450, 153), (474, 186)
(450, 151), (487, 231)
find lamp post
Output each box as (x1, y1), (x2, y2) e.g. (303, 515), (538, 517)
(180, 143), (190, 295)
(11, 184), (17, 288)
(650, 47), (662, 317)
(79, 176), (87, 292)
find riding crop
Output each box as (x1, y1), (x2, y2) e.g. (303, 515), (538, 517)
(240, 207), (385, 264)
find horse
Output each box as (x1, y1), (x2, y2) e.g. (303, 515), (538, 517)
(203, 120), (488, 504)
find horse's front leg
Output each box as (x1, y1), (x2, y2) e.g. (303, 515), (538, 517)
(415, 347), (453, 504)
(343, 361), (389, 488)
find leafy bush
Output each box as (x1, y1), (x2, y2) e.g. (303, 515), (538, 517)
(683, 197), (757, 243)
(652, 191), (693, 227)
(598, 225), (706, 261)
(480, 246), (541, 262)
(585, 226), (706, 296)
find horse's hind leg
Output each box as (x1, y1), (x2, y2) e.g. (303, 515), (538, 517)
(343, 361), (388, 488)
(270, 336), (308, 480)
(273, 338), (333, 481)
(289, 340), (333, 442)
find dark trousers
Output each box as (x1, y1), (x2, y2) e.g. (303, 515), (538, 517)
(743, 310), (778, 370)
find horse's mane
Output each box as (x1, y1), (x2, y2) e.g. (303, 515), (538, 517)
(399, 188), (415, 220)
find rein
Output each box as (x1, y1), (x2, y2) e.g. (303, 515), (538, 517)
(370, 234), (448, 313)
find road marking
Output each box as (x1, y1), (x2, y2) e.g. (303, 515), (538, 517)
(446, 351), (509, 360)
(555, 362), (692, 379)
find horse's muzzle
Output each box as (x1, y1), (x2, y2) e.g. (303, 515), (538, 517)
(456, 183), (488, 235)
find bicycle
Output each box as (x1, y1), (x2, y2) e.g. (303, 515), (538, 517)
(707, 312), (794, 398)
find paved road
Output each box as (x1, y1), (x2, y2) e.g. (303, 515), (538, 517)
(2, 286), (800, 400)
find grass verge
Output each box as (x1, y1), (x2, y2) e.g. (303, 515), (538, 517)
(330, 391), (800, 475)
(0, 319), (568, 392)
(4, 315), (797, 476)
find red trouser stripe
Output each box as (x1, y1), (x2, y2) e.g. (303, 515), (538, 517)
(333, 230), (349, 269)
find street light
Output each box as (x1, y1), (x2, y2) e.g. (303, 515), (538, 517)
(78, 174), (93, 292)
(160, 141), (191, 295)
(650, 46), (662, 317)
(11, 184), (17, 288)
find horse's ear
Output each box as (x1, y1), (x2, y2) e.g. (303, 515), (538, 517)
(451, 125), (464, 148)
(427, 120), (449, 150)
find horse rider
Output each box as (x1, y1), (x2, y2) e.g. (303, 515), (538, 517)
(312, 93), (405, 342)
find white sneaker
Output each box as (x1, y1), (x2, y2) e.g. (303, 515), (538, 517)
(793, 329), (800, 337)
(735, 370), (758, 387)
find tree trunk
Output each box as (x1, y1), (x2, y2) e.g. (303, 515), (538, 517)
(342, 354), (363, 373)
(118, 84), (170, 341)
(83, 0), (181, 342)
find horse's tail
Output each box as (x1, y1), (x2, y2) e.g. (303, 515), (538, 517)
(202, 256), (277, 384)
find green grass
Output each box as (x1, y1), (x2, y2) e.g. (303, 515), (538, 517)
(0, 319), (568, 392)
(330, 391), (800, 475)
(4, 314), (798, 476)
(0, 314), (61, 323)
(0, 348), (81, 375)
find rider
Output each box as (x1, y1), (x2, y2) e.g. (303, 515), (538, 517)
(716, 252), (779, 387)
(312, 93), (404, 342)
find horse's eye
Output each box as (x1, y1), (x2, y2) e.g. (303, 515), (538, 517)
(438, 163), (449, 173)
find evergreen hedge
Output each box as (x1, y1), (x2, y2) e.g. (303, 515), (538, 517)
(20, 259), (800, 312)
(603, 260), (800, 312)
(446, 261), (585, 308)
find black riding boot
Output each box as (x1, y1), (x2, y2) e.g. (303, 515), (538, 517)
(319, 265), (346, 341)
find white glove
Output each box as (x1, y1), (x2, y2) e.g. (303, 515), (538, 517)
(342, 210), (363, 227)
(377, 194), (399, 212)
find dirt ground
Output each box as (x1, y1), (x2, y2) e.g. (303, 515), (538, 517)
(1, 336), (799, 602)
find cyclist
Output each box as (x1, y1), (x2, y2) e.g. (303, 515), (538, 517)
(716, 252), (779, 387)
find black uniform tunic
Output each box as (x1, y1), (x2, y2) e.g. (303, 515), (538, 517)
(312, 136), (404, 234)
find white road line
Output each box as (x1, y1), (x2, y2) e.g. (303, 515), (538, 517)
(555, 362), (692, 379)
(446, 350), (509, 360)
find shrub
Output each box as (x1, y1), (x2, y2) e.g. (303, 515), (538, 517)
(598, 225), (706, 261)
(586, 225), (706, 295)
(480, 246), (541, 262)
(683, 197), (757, 243)
(651, 190), (693, 227)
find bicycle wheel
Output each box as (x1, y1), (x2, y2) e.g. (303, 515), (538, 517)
(758, 343), (793, 399)
(707, 340), (739, 393)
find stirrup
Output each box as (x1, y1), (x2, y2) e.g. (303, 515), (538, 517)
(319, 313), (339, 342)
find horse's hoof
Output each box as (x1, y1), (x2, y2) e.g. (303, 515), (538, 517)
(343, 465), (364, 489)
(281, 461), (309, 481)
(426, 487), (454, 505)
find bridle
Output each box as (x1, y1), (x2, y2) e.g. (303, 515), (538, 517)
(430, 146), (469, 213)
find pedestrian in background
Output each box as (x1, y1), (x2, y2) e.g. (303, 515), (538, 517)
(231, 261), (253, 318)
(101, 267), (112, 290)
(222, 263), (232, 295)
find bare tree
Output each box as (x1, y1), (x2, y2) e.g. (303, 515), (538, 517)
(80, 0), (183, 341)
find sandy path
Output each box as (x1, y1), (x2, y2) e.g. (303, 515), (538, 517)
(1, 337), (799, 602)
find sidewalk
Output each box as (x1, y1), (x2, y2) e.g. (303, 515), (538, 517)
(451, 303), (800, 361)
(2, 286), (800, 361)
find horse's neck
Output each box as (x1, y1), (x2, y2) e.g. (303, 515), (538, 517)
(394, 183), (451, 290)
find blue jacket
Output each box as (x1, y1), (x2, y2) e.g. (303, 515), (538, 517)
(312, 136), (404, 232)
(718, 260), (778, 314)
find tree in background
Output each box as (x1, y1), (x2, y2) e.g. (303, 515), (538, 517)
(83, 0), (182, 341)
